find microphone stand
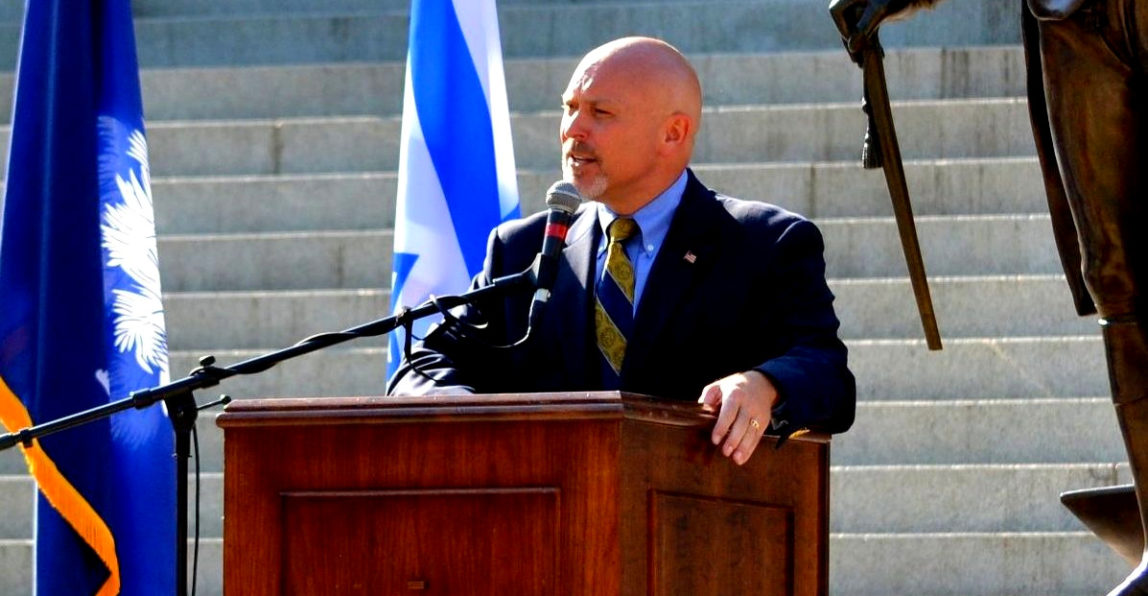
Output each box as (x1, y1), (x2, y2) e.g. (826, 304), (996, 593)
(0, 266), (537, 596)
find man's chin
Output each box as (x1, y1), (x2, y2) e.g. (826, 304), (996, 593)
(563, 172), (608, 201)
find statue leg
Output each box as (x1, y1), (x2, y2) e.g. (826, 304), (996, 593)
(1102, 317), (1148, 595)
(1038, 1), (1148, 592)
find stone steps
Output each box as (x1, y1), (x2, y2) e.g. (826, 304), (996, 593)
(0, 0), (1021, 69)
(152, 214), (1058, 292)
(171, 397), (1121, 471)
(850, 336), (1107, 401)
(832, 275), (1094, 339)
(156, 274), (1090, 352)
(0, 532), (1123, 596)
(0, 463), (1129, 539)
(164, 289), (392, 350)
(0, 46), (1028, 123)
(6, 394), (1120, 476)
(169, 347), (387, 399)
(139, 156), (1046, 237)
(831, 532), (1125, 595)
(153, 336), (1117, 402)
(131, 0), (779, 19)
(21, 335), (1096, 406)
(838, 398), (1122, 465)
(0, 97), (1036, 175)
(182, 98), (1032, 174)
(157, 229), (390, 292)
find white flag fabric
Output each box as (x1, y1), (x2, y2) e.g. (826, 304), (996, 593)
(388, 0), (520, 379)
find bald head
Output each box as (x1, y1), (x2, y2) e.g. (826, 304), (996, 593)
(559, 37), (703, 213)
(574, 37), (703, 130)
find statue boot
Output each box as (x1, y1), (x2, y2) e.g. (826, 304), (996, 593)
(1103, 316), (1148, 596)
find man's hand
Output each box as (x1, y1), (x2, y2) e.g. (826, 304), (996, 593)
(698, 370), (779, 466)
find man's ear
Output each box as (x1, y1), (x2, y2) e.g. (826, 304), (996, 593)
(660, 112), (692, 152)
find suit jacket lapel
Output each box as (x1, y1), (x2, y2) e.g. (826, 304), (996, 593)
(625, 172), (720, 378)
(545, 205), (598, 386)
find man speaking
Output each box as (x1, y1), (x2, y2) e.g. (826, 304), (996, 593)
(388, 37), (855, 465)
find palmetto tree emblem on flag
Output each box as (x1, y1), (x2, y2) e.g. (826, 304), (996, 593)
(98, 116), (168, 383)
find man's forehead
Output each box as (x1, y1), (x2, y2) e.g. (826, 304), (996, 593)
(562, 60), (633, 101)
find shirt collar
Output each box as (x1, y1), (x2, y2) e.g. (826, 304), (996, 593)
(596, 170), (688, 257)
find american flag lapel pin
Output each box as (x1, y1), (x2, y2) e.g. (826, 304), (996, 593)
(683, 250), (697, 264)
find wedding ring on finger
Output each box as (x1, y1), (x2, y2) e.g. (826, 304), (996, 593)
(749, 418), (762, 432)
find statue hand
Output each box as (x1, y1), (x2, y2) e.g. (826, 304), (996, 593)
(829, 0), (920, 56)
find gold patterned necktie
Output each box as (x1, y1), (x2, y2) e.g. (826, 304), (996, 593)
(596, 217), (638, 383)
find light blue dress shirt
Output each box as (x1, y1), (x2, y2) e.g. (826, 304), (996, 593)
(595, 170), (688, 313)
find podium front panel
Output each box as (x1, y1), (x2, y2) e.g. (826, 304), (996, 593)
(219, 394), (828, 595)
(652, 493), (793, 594)
(219, 394), (623, 595)
(281, 488), (559, 595)
(621, 396), (829, 596)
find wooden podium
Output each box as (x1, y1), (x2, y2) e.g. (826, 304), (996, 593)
(216, 393), (829, 595)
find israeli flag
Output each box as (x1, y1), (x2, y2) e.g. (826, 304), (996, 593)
(387, 0), (520, 379)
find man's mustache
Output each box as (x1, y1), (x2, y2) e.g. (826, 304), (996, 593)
(564, 141), (597, 160)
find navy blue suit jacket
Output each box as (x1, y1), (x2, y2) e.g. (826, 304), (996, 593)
(388, 170), (855, 437)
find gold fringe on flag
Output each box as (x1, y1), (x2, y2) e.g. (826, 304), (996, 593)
(0, 375), (120, 596)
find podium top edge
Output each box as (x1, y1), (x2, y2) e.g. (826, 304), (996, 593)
(217, 391), (634, 427)
(215, 393), (830, 443)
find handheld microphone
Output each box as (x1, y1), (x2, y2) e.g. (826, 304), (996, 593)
(527, 181), (582, 329)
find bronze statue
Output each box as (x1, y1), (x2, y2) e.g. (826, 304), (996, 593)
(829, 0), (1148, 594)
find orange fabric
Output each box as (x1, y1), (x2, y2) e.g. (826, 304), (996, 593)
(0, 375), (120, 596)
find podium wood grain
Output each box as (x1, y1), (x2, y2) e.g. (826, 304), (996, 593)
(217, 393), (828, 595)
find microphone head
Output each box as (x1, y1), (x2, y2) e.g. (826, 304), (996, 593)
(546, 181), (582, 214)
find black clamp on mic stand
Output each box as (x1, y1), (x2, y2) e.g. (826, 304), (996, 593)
(0, 264), (540, 596)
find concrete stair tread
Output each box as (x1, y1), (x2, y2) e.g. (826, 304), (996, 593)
(128, 0), (898, 20)
(0, 534), (1122, 596)
(91, 46), (1031, 120)
(154, 337), (1113, 402)
(846, 335), (1108, 401)
(830, 531), (1126, 595)
(0, 46), (1027, 126)
(5, 394), (1119, 476)
(168, 347), (386, 399)
(164, 288), (390, 350)
(132, 157), (1049, 235)
(5, 394), (1119, 475)
(838, 397), (1122, 465)
(158, 229), (389, 292)
(830, 463), (1129, 534)
(160, 227), (384, 242)
(0, 0), (1010, 71)
(152, 215), (1061, 292)
(0, 98), (1037, 177)
(0, 465), (1131, 536)
(157, 276), (1092, 350)
(831, 274), (1093, 339)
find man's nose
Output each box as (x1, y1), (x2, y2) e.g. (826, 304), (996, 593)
(561, 111), (588, 142)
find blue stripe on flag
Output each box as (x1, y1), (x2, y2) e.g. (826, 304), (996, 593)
(387, 0), (520, 383)
(409, 1), (503, 277)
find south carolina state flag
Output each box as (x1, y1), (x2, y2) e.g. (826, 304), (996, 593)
(387, 0), (520, 379)
(0, 0), (175, 594)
